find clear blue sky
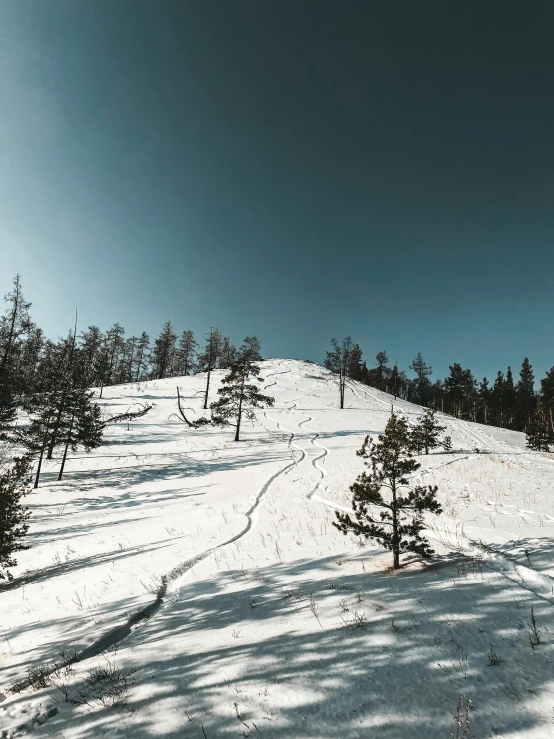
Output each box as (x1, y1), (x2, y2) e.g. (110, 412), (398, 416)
(1, 0), (553, 384)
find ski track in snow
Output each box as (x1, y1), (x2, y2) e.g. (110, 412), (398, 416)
(7, 366), (303, 688)
(5, 359), (554, 739)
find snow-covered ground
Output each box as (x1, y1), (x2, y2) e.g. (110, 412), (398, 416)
(2, 359), (554, 738)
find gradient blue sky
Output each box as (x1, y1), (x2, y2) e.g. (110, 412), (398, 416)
(1, 0), (553, 383)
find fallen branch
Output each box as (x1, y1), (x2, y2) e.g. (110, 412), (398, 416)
(176, 387), (194, 427)
(104, 403), (153, 425)
(175, 387), (211, 428)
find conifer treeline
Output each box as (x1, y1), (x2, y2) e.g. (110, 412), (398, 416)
(326, 337), (554, 434)
(0, 276), (239, 432)
(2, 275), (553, 439)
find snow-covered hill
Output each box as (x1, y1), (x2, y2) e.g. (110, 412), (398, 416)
(2, 359), (554, 738)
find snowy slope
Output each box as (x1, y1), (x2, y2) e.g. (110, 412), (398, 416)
(2, 359), (554, 738)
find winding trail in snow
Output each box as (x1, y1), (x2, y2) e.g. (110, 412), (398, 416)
(11, 366), (303, 685)
(15, 362), (554, 691)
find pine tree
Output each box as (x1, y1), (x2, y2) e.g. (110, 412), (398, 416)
(175, 330), (197, 376)
(478, 377), (491, 424)
(444, 363), (476, 419)
(375, 351), (389, 391)
(409, 353), (432, 406)
(411, 408), (447, 455)
(325, 337), (353, 409)
(504, 366), (515, 427)
(121, 336), (138, 384)
(0, 275), (33, 383)
(0, 382), (16, 435)
(391, 361), (399, 400)
(14, 327), (44, 399)
(199, 328), (222, 409)
(152, 321), (177, 379)
(219, 337), (237, 370)
(105, 323), (126, 382)
(0, 445), (31, 581)
(93, 347), (112, 398)
(44, 329), (81, 460)
(514, 358), (536, 431)
(0, 276), (33, 430)
(540, 366), (554, 435)
(79, 326), (104, 385)
(133, 332), (151, 382)
(20, 396), (57, 488)
(525, 402), (554, 452)
(57, 390), (104, 481)
(334, 413), (442, 569)
(491, 371), (506, 427)
(210, 337), (274, 441)
(347, 344), (364, 382)
(430, 379), (445, 412)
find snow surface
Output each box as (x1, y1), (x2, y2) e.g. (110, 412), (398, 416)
(2, 359), (554, 738)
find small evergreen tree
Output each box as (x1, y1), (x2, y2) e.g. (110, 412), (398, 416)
(325, 337), (353, 409)
(210, 337), (274, 441)
(526, 402), (554, 452)
(411, 408), (447, 455)
(0, 446), (31, 581)
(334, 413), (442, 569)
(57, 390), (104, 481)
(20, 402), (54, 488)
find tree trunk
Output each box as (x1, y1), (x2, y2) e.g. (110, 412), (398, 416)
(47, 388), (67, 459)
(58, 412), (75, 481)
(127, 344), (135, 383)
(203, 361), (212, 410)
(235, 374), (246, 441)
(135, 347), (143, 383)
(34, 419), (51, 489)
(391, 476), (400, 569)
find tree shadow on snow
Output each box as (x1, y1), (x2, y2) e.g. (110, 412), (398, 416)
(40, 546), (554, 739)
